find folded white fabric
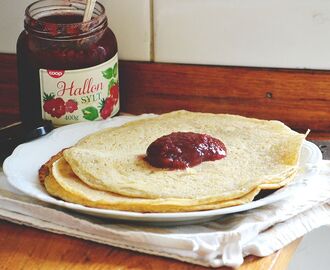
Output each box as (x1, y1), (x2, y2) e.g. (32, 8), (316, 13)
(0, 161), (329, 268)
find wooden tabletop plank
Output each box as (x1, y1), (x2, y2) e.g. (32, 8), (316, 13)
(0, 220), (300, 270)
(1, 54), (330, 133)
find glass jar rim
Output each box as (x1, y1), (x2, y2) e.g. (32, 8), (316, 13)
(24, 0), (107, 39)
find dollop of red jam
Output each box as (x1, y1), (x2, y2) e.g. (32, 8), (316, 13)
(146, 132), (227, 169)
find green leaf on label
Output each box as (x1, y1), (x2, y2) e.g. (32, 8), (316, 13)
(102, 67), (113, 79)
(113, 63), (118, 78)
(43, 92), (55, 101)
(82, 106), (99, 121)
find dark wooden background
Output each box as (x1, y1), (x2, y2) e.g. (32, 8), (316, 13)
(1, 53), (329, 136)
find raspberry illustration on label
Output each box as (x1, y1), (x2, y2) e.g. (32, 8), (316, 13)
(43, 93), (66, 118)
(65, 99), (78, 113)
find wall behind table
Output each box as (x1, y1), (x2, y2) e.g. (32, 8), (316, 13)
(1, 0), (329, 132)
(3, 0), (330, 68)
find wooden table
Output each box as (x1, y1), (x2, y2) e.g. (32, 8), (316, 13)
(1, 53), (329, 269)
(0, 220), (301, 270)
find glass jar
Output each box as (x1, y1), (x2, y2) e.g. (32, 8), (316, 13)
(17, 0), (119, 126)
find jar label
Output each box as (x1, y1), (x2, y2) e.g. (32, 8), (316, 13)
(39, 53), (119, 125)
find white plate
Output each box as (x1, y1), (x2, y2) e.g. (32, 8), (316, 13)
(3, 115), (323, 225)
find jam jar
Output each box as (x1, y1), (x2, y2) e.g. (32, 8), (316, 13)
(17, 0), (119, 126)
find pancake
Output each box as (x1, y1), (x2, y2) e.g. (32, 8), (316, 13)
(62, 110), (305, 204)
(40, 152), (264, 212)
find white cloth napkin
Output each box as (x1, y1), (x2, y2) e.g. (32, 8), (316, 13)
(0, 161), (329, 268)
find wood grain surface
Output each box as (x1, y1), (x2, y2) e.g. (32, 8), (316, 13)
(1, 53), (329, 135)
(0, 54), (19, 126)
(119, 61), (330, 133)
(0, 220), (300, 270)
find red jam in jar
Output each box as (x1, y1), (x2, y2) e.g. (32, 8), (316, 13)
(146, 132), (227, 169)
(17, 0), (119, 126)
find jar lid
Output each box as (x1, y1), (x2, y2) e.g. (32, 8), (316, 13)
(0, 120), (53, 162)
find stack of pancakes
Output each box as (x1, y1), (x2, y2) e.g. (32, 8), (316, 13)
(39, 110), (305, 213)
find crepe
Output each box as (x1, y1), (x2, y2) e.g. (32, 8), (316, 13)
(39, 152), (263, 212)
(61, 110), (305, 205)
